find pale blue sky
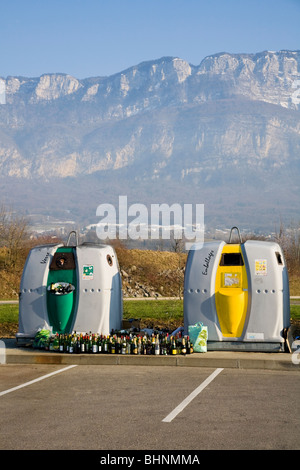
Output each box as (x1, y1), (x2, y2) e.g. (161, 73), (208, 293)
(1, 0), (299, 78)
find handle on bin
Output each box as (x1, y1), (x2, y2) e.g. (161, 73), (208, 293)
(66, 231), (79, 246)
(229, 226), (242, 244)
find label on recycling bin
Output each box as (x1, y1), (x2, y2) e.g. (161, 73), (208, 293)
(255, 259), (267, 276)
(83, 264), (94, 280)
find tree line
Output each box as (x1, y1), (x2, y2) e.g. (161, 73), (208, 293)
(0, 204), (299, 277)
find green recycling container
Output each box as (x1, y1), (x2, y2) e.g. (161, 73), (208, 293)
(47, 283), (75, 333)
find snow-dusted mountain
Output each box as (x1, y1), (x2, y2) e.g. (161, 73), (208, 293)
(0, 50), (299, 230)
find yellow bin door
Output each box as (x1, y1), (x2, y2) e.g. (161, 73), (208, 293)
(215, 244), (248, 338)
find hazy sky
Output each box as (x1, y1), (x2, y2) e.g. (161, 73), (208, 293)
(1, 0), (299, 78)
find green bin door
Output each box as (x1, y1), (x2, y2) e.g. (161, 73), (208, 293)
(46, 248), (77, 334)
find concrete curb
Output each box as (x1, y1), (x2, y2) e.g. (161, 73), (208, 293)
(1, 339), (299, 371)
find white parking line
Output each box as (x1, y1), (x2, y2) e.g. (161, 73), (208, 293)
(0, 340), (5, 364)
(0, 365), (77, 397)
(162, 368), (224, 422)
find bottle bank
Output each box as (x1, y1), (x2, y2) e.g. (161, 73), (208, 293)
(17, 231), (122, 339)
(183, 227), (290, 351)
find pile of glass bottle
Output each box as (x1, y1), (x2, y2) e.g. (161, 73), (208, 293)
(46, 331), (194, 355)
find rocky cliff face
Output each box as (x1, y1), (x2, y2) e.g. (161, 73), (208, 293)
(4, 51), (300, 109)
(0, 50), (299, 229)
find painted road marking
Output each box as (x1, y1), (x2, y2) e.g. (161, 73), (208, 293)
(162, 368), (224, 422)
(0, 365), (77, 397)
(0, 340), (5, 364)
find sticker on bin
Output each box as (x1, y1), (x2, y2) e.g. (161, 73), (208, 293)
(246, 332), (264, 340)
(83, 265), (94, 280)
(255, 259), (267, 276)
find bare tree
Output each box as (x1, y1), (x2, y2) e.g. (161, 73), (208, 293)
(0, 204), (28, 267)
(170, 233), (184, 253)
(273, 219), (300, 275)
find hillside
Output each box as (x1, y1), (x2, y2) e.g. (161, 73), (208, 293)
(116, 247), (186, 298)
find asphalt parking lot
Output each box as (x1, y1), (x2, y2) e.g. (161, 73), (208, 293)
(0, 363), (299, 451)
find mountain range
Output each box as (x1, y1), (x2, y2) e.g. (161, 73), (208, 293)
(0, 50), (299, 233)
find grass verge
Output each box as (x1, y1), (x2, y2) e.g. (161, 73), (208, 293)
(0, 301), (299, 338)
(123, 299), (183, 330)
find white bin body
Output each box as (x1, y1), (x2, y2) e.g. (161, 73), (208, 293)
(72, 244), (122, 335)
(184, 240), (290, 351)
(18, 243), (122, 338)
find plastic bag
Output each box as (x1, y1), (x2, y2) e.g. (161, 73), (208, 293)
(188, 322), (208, 353)
(33, 329), (52, 349)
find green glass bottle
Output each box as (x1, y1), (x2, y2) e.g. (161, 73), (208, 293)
(92, 334), (98, 353)
(104, 336), (109, 354)
(155, 334), (160, 355)
(116, 336), (121, 354)
(186, 336), (191, 354)
(58, 334), (64, 353)
(171, 336), (177, 355)
(161, 336), (167, 355)
(110, 337), (116, 354)
(84, 334), (89, 353)
(48, 335), (54, 352)
(126, 336), (131, 354)
(68, 335), (74, 354)
(181, 337), (187, 355)
(98, 335), (103, 354)
(76, 333), (81, 354)
(51, 333), (58, 352)
(80, 334), (85, 353)
(132, 337), (138, 355)
(142, 335), (147, 355)
(151, 334), (156, 355)
(166, 334), (171, 355)
(137, 336), (142, 355)
(121, 336), (127, 355)
(88, 333), (93, 354)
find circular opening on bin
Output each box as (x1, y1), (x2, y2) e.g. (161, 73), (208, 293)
(107, 254), (113, 266)
(56, 256), (67, 268)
